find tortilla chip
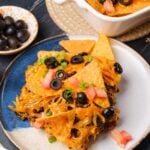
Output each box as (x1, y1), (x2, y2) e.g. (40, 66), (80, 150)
(91, 33), (114, 61)
(91, 33), (121, 86)
(64, 59), (110, 108)
(43, 110), (75, 136)
(59, 40), (96, 55)
(72, 59), (105, 89)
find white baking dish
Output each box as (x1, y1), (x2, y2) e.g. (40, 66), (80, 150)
(53, 0), (150, 37)
(74, 0), (150, 37)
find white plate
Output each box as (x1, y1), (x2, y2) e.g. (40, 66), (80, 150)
(1, 35), (150, 150)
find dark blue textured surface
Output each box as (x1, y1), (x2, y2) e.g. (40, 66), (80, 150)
(0, 0), (149, 150)
(0, 35), (68, 131)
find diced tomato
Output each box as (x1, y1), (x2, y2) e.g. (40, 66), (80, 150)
(110, 128), (132, 146)
(85, 87), (96, 100)
(69, 77), (79, 88)
(111, 128), (123, 145)
(95, 88), (107, 98)
(31, 119), (45, 128)
(42, 69), (54, 89)
(120, 130), (132, 144)
(103, 0), (115, 13)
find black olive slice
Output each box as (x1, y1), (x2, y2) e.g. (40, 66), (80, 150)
(50, 79), (62, 90)
(102, 107), (114, 119)
(114, 62), (123, 74)
(71, 128), (80, 138)
(118, 0), (132, 6)
(55, 70), (67, 80)
(44, 57), (59, 69)
(71, 55), (84, 64)
(76, 92), (88, 106)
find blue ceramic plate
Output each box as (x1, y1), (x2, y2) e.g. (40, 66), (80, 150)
(0, 34), (150, 150)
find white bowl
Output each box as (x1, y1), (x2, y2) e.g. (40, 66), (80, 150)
(74, 0), (150, 37)
(0, 6), (38, 55)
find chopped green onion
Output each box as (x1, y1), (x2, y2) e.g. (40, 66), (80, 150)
(80, 82), (89, 90)
(64, 89), (72, 99)
(86, 55), (93, 63)
(58, 61), (68, 70)
(61, 62), (67, 68)
(37, 56), (49, 65)
(46, 108), (53, 116)
(58, 66), (63, 70)
(48, 136), (57, 143)
(46, 111), (53, 116)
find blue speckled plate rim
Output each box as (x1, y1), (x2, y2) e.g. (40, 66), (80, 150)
(0, 33), (67, 149)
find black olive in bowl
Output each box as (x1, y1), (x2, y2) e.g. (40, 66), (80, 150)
(15, 20), (27, 29)
(4, 16), (15, 26)
(7, 37), (20, 49)
(16, 29), (30, 43)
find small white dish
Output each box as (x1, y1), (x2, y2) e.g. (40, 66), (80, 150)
(0, 6), (38, 55)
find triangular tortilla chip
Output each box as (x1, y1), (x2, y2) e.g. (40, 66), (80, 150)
(72, 59), (105, 89)
(91, 33), (114, 61)
(59, 40), (95, 55)
(91, 33), (122, 87)
(64, 59), (110, 108)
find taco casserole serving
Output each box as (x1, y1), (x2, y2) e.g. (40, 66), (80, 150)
(9, 33), (132, 149)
